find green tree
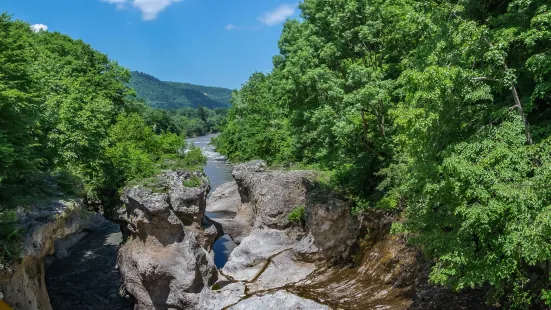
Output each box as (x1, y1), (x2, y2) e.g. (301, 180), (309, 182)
(0, 14), (39, 187)
(215, 0), (551, 306)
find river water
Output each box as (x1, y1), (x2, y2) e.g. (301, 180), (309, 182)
(186, 133), (238, 269)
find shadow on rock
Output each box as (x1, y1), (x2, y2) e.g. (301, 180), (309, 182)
(45, 223), (133, 310)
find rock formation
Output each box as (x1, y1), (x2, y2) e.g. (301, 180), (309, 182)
(216, 160), (360, 307)
(114, 162), (490, 309)
(0, 199), (106, 310)
(205, 181), (240, 214)
(207, 161), (490, 309)
(114, 170), (244, 309)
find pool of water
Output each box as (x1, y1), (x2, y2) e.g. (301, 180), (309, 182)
(187, 134), (238, 269)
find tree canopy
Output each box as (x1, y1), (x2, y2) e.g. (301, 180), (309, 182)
(0, 14), (207, 263)
(214, 0), (551, 307)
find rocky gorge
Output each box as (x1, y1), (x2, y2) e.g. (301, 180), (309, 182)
(0, 135), (490, 309)
(111, 159), (490, 309)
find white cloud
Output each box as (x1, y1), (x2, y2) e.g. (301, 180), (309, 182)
(133, 0), (181, 20)
(103, 0), (126, 9)
(103, 0), (181, 20)
(30, 24), (48, 32)
(225, 24), (236, 31)
(258, 4), (296, 26)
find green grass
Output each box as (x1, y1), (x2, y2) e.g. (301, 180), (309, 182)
(182, 175), (203, 188)
(125, 176), (168, 193)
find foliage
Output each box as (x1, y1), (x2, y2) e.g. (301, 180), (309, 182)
(125, 176), (168, 193)
(0, 209), (20, 264)
(129, 71), (232, 109)
(179, 147), (207, 171)
(288, 205), (306, 224)
(0, 14), (207, 264)
(182, 175), (203, 188)
(142, 104), (228, 137)
(215, 0), (551, 307)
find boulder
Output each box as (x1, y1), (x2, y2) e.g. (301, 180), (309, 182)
(205, 180), (253, 244)
(296, 188), (358, 263)
(206, 201), (254, 245)
(222, 228), (296, 282)
(114, 170), (219, 309)
(232, 161), (316, 229)
(0, 199), (106, 310)
(206, 181), (240, 214)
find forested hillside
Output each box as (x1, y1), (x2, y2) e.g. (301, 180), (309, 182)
(129, 71), (232, 109)
(0, 14), (206, 263)
(214, 0), (551, 308)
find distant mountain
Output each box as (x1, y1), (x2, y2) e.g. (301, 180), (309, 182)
(129, 71), (232, 109)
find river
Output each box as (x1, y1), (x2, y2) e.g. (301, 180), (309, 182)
(186, 133), (238, 269)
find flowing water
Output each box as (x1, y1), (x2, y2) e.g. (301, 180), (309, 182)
(186, 134), (238, 269)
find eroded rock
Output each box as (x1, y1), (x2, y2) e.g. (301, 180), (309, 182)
(246, 250), (316, 294)
(228, 291), (329, 310)
(0, 199), (106, 310)
(114, 170), (219, 309)
(222, 228), (296, 282)
(232, 161), (316, 229)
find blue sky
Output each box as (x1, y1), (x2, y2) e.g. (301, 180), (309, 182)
(1, 0), (300, 89)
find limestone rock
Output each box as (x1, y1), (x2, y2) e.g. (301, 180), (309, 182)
(114, 170), (218, 309)
(299, 193), (357, 263)
(206, 201), (255, 245)
(232, 161), (316, 229)
(198, 281), (245, 309)
(246, 250), (316, 294)
(222, 228), (296, 282)
(206, 181), (240, 214)
(228, 291), (330, 310)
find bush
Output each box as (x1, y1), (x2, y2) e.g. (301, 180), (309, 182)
(0, 209), (21, 266)
(288, 205), (306, 225)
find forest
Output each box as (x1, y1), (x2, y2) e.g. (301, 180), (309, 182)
(213, 0), (551, 308)
(142, 105), (228, 137)
(0, 13), (208, 264)
(129, 71), (232, 109)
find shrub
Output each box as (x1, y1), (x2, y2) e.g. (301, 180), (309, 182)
(0, 209), (21, 266)
(288, 205), (306, 224)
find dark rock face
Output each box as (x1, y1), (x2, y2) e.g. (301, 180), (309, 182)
(45, 223), (133, 310)
(0, 199), (106, 310)
(114, 170), (224, 309)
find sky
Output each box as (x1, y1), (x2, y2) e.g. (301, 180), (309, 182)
(1, 0), (300, 89)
